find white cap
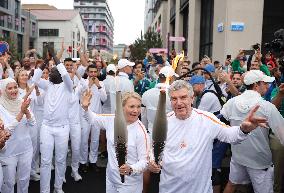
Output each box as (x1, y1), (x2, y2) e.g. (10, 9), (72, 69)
(117, 59), (135, 69)
(159, 66), (179, 77)
(106, 64), (117, 73)
(244, 70), (275, 85)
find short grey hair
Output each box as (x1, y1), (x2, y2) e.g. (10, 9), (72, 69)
(168, 80), (194, 97)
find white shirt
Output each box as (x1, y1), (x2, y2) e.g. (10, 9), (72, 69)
(83, 78), (107, 114)
(159, 109), (247, 193)
(198, 92), (222, 114)
(32, 63), (73, 127)
(141, 83), (172, 133)
(0, 105), (35, 158)
(116, 72), (134, 93)
(85, 110), (149, 186)
(69, 76), (88, 124)
(102, 75), (116, 114)
(221, 90), (284, 169)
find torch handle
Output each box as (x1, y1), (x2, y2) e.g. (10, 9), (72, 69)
(120, 175), (125, 183)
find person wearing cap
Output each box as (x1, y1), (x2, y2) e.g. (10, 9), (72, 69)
(116, 59), (134, 93)
(148, 80), (270, 193)
(142, 66), (175, 133)
(79, 64), (107, 174)
(102, 64), (117, 114)
(204, 63), (216, 90)
(221, 70), (284, 193)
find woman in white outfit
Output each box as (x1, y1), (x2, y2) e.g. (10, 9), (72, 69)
(15, 69), (44, 180)
(81, 91), (149, 193)
(0, 78), (35, 193)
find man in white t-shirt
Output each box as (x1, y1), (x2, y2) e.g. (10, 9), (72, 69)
(148, 80), (270, 193)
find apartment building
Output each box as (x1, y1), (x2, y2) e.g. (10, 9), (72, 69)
(0, 0), (37, 57)
(74, 0), (114, 53)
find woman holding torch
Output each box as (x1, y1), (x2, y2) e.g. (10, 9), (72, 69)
(81, 91), (149, 193)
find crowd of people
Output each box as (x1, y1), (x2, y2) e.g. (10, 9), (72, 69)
(0, 41), (283, 193)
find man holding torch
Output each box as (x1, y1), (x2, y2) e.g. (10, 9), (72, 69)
(148, 80), (272, 193)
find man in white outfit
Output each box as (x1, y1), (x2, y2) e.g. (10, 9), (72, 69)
(80, 64), (107, 172)
(64, 58), (87, 181)
(116, 59), (134, 93)
(149, 80), (271, 193)
(32, 56), (73, 193)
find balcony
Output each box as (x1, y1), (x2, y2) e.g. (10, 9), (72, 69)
(0, 7), (12, 16)
(180, 0), (189, 11)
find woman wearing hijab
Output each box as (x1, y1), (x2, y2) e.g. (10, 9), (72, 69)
(0, 78), (35, 193)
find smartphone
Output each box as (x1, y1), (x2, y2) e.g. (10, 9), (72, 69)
(243, 50), (255, 56)
(226, 55), (231, 60)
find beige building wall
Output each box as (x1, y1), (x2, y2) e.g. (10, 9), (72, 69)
(151, 1), (169, 48)
(187, 0), (201, 62)
(213, 0), (264, 62)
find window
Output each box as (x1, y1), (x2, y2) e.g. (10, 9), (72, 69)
(199, 0), (214, 59)
(0, 0), (8, 9)
(15, 1), (20, 18)
(39, 29), (59, 37)
(0, 16), (4, 27)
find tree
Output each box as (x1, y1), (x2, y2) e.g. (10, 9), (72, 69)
(129, 30), (163, 61)
(0, 37), (20, 61)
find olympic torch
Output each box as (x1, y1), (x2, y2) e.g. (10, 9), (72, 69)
(152, 90), (168, 165)
(114, 91), (128, 183)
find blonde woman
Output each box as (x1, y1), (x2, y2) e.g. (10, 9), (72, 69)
(81, 91), (149, 193)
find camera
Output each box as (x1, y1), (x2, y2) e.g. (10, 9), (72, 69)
(264, 29), (284, 54)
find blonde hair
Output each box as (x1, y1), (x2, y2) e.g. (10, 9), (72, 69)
(14, 68), (29, 92)
(121, 92), (141, 107)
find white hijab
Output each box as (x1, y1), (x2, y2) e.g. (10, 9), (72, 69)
(0, 78), (22, 116)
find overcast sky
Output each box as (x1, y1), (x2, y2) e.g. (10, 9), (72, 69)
(21, 0), (145, 45)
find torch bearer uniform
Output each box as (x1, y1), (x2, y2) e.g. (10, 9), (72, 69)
(102, 75), (116, 114)
(85, 110), (149, 193)
(158, 109), (249, 193)
(80, 79), (107, 165)
(68, 76), (87, 176)
(32, 63), (73, 193)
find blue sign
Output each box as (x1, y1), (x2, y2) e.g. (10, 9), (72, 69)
(217, 23), (224, 32)
(231, 22), (244, 31)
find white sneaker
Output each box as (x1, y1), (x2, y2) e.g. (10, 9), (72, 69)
(71, 171), (82, 182)
(30, 173), (40, 181)
(51, 164), (55, 170)
(53, 188), (64, 193)
(63, 177), (66, 183)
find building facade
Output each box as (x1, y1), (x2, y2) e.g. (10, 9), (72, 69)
(30, 9), (87, 59)
(145, 0), (284, 63)
(74, 0), (114, 54)
(0, 0), (38, 58)
(113, 44), (127, 60)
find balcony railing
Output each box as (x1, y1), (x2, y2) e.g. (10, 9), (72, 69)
(180, 0), (189, 11)
(170, 6), (176, 21)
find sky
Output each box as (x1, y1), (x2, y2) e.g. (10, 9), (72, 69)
(21, 0), (145, 45)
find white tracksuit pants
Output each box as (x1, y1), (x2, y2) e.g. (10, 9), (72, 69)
(0, 149), (33, 193)
(80, 117), (100, 164)
(106, 175), (143, 193)
(31, 112), (43, 175)
(40, 124), (70, 193)
(69, 122), (81, 172)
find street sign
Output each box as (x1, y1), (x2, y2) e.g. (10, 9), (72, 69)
(149, 48), (168, 53)
(231, 22), (244, 31)
(169, 36), (185, 42)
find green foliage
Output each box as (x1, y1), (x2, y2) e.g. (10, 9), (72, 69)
(0, 37), (21, 61)
(129, 30), (163, 61)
